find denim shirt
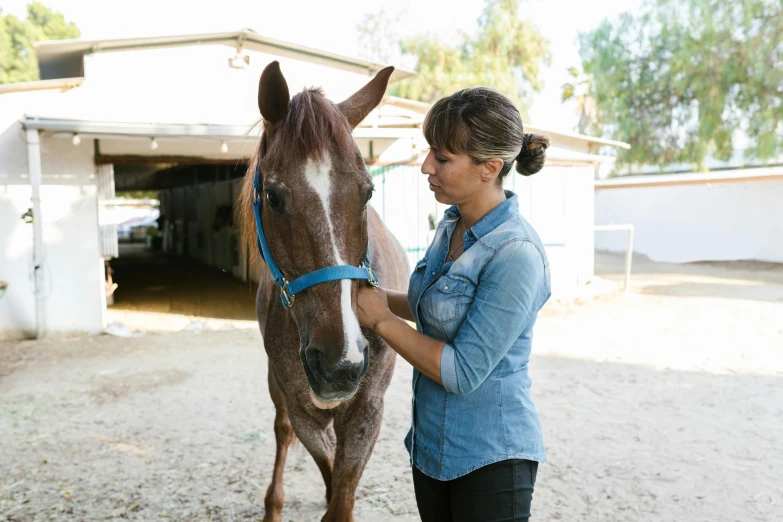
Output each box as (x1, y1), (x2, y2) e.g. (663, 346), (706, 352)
(405, 190), (551, 480)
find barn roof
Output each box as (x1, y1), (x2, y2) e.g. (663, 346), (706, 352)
(34, 28), (416, 83)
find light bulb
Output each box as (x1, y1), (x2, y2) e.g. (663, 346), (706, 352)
(220, 141), (228, 153)
(150, 138), (159, 150)
(228, 50), (250, 69)
(72, 134), (81, 146)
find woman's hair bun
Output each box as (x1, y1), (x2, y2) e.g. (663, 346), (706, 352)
(515, 133), (549, 176)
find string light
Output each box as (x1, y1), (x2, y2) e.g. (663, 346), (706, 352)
(72, 134), (81, 146)
(150, 138), (159, 150)
(220, 141), (228, 153)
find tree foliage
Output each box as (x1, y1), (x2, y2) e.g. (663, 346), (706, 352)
(0, 2), (80, 84)
(356, 6), (405, 66)
(561, 66), (599, 136)
(575, 0), (783, 168)
(358, 0), (550, 118)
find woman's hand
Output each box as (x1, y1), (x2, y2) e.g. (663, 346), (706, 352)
(357, 284), (445, 385)
(357, 285), (393, 331)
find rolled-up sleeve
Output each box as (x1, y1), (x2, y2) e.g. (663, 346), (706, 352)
(439, 239), (548, 395)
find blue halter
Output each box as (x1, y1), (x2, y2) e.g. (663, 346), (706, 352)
(252, 163), (379, 308)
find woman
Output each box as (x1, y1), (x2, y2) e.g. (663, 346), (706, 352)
(357, 87), (551, 522)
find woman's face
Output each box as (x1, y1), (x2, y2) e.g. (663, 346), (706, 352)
(420, 147), (485, 206)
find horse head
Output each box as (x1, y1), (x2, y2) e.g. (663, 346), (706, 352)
(247, 61), (393, 409)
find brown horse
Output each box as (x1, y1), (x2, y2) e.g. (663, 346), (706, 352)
(239, 62), (409, 522)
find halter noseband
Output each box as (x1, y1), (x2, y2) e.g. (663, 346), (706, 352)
(251, 163), (379, 308)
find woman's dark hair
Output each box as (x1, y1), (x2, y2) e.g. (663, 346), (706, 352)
(423, 87), (549, 179)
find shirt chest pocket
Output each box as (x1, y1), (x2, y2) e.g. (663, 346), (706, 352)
(423, 275), (477, 340)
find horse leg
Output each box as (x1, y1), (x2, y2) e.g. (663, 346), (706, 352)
(287, 406), (337, 504)
(263, 370), (295, 522)
(322, 396), (385, 522)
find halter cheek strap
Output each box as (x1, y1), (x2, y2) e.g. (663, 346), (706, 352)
(251, 164), (379, 308)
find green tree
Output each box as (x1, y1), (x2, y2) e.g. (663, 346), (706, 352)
(561, 66), (599, 136)
(358, 0), (551, 118)
(356, 5), (405, 66)
(0, 2), (80, 84)
(573, 0), (783, 169)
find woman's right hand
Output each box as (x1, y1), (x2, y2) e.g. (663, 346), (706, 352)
(357, 285), (393, 330)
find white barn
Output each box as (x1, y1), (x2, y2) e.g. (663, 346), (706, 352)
(0, 29), (628, 340)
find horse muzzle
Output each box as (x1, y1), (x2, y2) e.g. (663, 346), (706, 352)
(303, 340), (369, 407)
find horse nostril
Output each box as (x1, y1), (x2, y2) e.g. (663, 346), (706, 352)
(338, 361), (364, 383)
(305, 346), (325, 379)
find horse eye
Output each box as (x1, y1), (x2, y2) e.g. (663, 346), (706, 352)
(365, 188), (374, 206)
(266, 191), (283, 211)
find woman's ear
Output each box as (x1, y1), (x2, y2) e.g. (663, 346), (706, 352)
(480, 158), (505, 182)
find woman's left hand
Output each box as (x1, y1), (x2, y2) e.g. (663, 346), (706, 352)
(357, 285), (392, 331)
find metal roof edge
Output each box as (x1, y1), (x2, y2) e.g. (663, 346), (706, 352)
(595, 166), (783, 189)
(21, 116), (631, 151)
(34, 30), (416, 83)
(22, 117), (423, 140)
(524, 125), (631, 150)
(0, 77), (84, 95)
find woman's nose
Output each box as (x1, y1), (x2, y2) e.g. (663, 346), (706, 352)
(421, 151), (435, 176)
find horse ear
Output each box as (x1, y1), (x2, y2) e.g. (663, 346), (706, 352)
(338, 66), (395, 129)
(258, 61), (290, 124)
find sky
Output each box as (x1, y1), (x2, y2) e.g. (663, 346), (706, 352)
(2, 0), (644, 133)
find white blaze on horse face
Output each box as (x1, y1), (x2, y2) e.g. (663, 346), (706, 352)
(340, 280), (364, 363)
(304, 155), (366, 365)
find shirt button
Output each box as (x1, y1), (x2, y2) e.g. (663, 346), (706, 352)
(431, 271), (436, 275)
(443, 285), (449, 290)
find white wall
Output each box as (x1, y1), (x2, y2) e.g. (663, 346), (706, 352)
(38, 183), (105, 335)
(1, 184), (36, 338)
(34, 45), (378, 128)
(0, 116), (103, 339)
(595, 179), (783, 263)
(512, 166), (596, 297)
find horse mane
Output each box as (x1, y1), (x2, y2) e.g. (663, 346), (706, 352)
(237, 88), (356, 270)
(267, 88), (355, 170)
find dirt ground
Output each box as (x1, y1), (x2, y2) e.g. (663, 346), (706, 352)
(1, 251), (782, 521)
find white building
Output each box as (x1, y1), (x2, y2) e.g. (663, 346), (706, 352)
(0, 29), (628, 340)
(595, 168), (783, 263)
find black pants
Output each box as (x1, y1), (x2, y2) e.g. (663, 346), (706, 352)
(412, 459), (538, 522)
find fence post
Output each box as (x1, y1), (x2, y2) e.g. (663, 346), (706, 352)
(594, 224), (635, 292)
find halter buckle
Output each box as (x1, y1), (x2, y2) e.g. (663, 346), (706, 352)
(364, 265), (380, 288)
(279, 280), (295, 308)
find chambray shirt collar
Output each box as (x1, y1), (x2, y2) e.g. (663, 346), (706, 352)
(443, 190), (519, 240)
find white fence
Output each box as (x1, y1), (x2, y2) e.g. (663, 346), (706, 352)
(594, 224), (634, 291)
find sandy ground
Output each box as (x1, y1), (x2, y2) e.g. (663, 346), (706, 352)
(1, 251), (782, 521)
